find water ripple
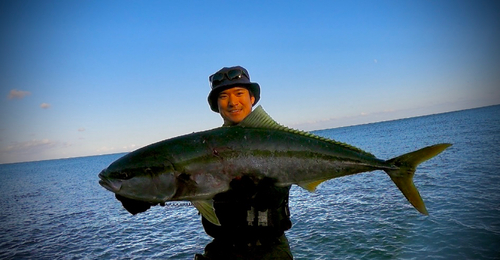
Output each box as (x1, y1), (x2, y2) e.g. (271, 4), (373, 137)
(1, 106), (500, 259)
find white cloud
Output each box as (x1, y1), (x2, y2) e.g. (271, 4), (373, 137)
(4, 139), (56, 153)
(0, 139), (74, 164)
(122, 144), (137, 150)
(8, 89), (31, 99)
(97, 144), (137, 154)
(40, 103), (51, 109)
(96, 146), (116, 153)
(78, 127), (86, 132)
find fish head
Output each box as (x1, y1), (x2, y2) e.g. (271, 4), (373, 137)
(98, 152), (178, 206)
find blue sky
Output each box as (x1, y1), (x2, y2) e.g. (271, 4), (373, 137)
(1, 0), (499, 164)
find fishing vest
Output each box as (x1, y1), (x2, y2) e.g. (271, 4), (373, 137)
(201, 176), (292, 244)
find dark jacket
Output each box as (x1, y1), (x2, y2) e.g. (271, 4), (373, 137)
(201, 176), (292, 245)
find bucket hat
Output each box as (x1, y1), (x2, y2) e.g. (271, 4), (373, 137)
(207, 66), (260, 112)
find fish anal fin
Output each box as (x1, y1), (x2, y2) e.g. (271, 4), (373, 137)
(298, 179), (328, 192)
(192, 200), (220, 226)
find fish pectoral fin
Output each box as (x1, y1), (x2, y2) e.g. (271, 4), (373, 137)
(298, 179), (328, 192)
(192, 200), (221, 226)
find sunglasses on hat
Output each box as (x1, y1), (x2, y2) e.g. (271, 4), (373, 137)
(209, 68), (250, 86)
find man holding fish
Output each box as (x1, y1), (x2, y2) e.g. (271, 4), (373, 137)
(98, 66), (451, 260)
(195, 66), (294, 259)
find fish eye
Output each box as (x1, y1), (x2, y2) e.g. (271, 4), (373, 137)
(115, 171), (132, 180)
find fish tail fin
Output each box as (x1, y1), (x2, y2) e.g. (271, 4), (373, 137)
(384, 143), (452, 215)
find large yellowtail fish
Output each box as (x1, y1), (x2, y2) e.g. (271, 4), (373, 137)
(99, 106), (451, 225)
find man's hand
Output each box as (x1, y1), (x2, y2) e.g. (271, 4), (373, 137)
(115, 194), (152, 215)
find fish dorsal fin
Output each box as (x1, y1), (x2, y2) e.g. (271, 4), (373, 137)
(239, 105), (282, 129)
(192, 200), (220, 226)
(239, 106), (375, 157)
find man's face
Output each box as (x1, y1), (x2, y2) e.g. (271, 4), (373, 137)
(217, 87), (255, 125)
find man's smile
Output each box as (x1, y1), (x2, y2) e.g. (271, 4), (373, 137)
(228, 108), (242, 114)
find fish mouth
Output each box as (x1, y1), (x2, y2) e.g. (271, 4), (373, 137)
(98, 171), (122, 192)
(98, 170), (164, 215)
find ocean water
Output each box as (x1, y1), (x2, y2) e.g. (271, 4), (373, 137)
(1, 105), (499, 259)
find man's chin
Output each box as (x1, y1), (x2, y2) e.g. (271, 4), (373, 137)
(222, 115), (243, 125)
